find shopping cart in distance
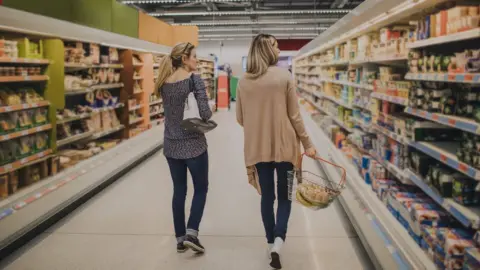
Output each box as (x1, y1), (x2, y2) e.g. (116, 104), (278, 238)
(288, 153), (346, 210)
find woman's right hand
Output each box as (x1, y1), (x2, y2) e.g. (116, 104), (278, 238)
(305, 147), (317, 158)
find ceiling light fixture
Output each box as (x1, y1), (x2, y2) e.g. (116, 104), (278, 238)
(122, 0), (259, 4)
(200, 33), (319, 38)
(149, 9), (351, 17)
(172, 20), (300, 26)
(199, 27), (328, 32)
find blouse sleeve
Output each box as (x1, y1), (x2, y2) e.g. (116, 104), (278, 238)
(192, 74), (213, 121)
(286, 77), (313, 150)
(236, 83), (243, 126)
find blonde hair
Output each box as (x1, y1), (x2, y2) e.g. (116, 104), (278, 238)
(246, 34), (279, 79)
(155, 42), (196, 90)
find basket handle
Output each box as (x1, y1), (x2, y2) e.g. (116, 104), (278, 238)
(300, 153), (346, 187)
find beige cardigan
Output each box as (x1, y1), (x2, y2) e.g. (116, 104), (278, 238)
(236, 66), (313, 170)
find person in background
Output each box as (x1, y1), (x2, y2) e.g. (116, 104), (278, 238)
(236, 34), (317, 269)
(155, 42), (213, 254)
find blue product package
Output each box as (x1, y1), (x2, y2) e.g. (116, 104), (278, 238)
(361, 156), (370, 169)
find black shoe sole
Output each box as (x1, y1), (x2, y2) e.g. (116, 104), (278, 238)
(184, 240), (205, 253)
(270, 252), (282, 269)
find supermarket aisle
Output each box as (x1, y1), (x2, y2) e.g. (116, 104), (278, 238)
(2, 107), (371, 270)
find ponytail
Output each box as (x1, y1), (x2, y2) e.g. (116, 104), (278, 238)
(155, 56), (174, 91)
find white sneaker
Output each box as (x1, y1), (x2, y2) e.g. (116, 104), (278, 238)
(270, 238), (283, 269)
(268, 244), (274, 259)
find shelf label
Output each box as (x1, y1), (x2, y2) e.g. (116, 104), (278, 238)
(38, 152), (45, 158)
(432, 114), (439, 121)
(448, 74), (455, 81)
(458, 163), (468, 173)
(22, 104), (29, 109)
(1, 135), (8, 140)
(5, 106), (12, 112)
(465, 74), (473, 81)
(21, 130), (28, 136)
(440, 154), (447, 162)
(448, 119), (456, 125)
(20, 158), (28, 164)
(24, 76), (30, 81)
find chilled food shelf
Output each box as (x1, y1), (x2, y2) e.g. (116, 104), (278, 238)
(368, 149), (411, 184)
(407, 170), (480, 229)
(301, 107), (435, 270)
(0, 101), (50, 113)
(371, 92), (408, 106)
(90, 125), (125, 140)
(320, 77), (374, 90)
(405, 72), (480, 84)
(0, 75), (49, 83)
(409, 141), (480, 180)
(0, 124), (52, 142)
(407, 28), (480, 49)
(57, 130), (96, 147)
(0, 57), (50, 64)
(372, 124), (411, 145)
(0, 149), (53, 174)
(64, 83), (124, 95)
(404, 107), (480, 135)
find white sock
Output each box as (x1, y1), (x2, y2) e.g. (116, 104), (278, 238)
(271, 237), (284, 253)
(268, 244), (274, 251)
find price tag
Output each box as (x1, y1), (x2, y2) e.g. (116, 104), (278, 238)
(33, 59), (40, 63)
(21, 130), (28, 136)
(458, 163), (468, 173)
(440, 154), (447, 162)
(24, 76), (30, 81)
(38, 152), (45, 158)
(20, 158), (28, 164)
(5, 106), (12, 112)
(22, 104), (28, 109)
(1, 135), (9, 140)
(464, 74), (473, 81)
(11, 58), (17, 63)
(36, 127), (42, 132)
(448, 74), (455, 81)
(432, 114), (439, 121)
(420, 111), (427, 117)
(448, 119), (456, 126)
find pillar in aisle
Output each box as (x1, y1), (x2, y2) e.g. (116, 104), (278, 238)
(217, 72), (229, 111)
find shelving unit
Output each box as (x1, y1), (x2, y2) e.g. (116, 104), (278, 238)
(294, 1), (480, 269)
(198, 58), (216, 101)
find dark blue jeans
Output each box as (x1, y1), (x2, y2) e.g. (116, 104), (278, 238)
(256, 162), (294, 243)
(166, 151), (209, 238)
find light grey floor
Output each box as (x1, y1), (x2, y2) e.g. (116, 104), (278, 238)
(2, 107), (372, 270)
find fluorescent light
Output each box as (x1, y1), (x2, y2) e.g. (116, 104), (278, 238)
(172, 20), (300, 26)
(149, 9), (351, 17)
(200, 33), (319, 38)
(199, 27), (328, 32)
(123, 0), (257, 3)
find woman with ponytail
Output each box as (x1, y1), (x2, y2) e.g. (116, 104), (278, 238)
(156, 42), (213, 254)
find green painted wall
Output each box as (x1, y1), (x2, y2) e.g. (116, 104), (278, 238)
(112, 1), (139, 38)
(4, 0), (139, 38)
(71, 0), (112, 32)
(3, 0), (72, 21)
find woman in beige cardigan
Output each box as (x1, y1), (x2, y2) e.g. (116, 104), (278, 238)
(236, 34), (316, 270)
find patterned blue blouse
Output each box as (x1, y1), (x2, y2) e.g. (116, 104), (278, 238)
(160, 74), (212, 159)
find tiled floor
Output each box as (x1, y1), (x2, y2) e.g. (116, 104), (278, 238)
(2, 108), (372, 270)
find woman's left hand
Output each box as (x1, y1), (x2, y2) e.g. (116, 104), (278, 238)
(305, 147), (317, 158)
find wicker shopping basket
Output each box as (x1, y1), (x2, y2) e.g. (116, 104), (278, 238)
(288, 153), (346, 210)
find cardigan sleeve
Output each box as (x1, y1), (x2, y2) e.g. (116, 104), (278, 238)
(236, 83), (244, 126)
(286, 77), (313, 150)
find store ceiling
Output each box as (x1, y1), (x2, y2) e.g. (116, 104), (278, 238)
(119, 0), (366, 41)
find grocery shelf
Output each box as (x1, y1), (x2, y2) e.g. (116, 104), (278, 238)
(129, 104), (143, 111)
(90, 125), (125, 140)
(0, 57), (49, 64)
(0, 124), (52, 142)
(407, 28), (480, 49)
(372, 124), (411, 145)
(149, 99), (162, 106)
(129, 118), (143, 125)
(404, 107), (480, 135)
(409, 141), (480, 180)
(371, 92), (408, 106)
(369, 150), (411, 185)
(0, 75), (49, 83)
(318, 60), (349, 67)
(407, 170), (480, 229)
(332, 117), (353, 133)
(0, 149), (53, 174)
(350, 55), (408, 65)
(352, 100), (371, 111)
(65, 83), (124, 95)
(64, 62), (124, 69)
(56, 114), (91, 125)
(319, 92), (354, 109)
(320, 77), (374, 90)
(91, 103), (124, 112)
(352, 118), (372, 132)
(57, 131), (96, 147)
(0, 101), (50, 113)
(301, 107), (435, 270)
(149, 110), (163, 117)
(133, 76), (143, 80)
(405, 72), (480, 84)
